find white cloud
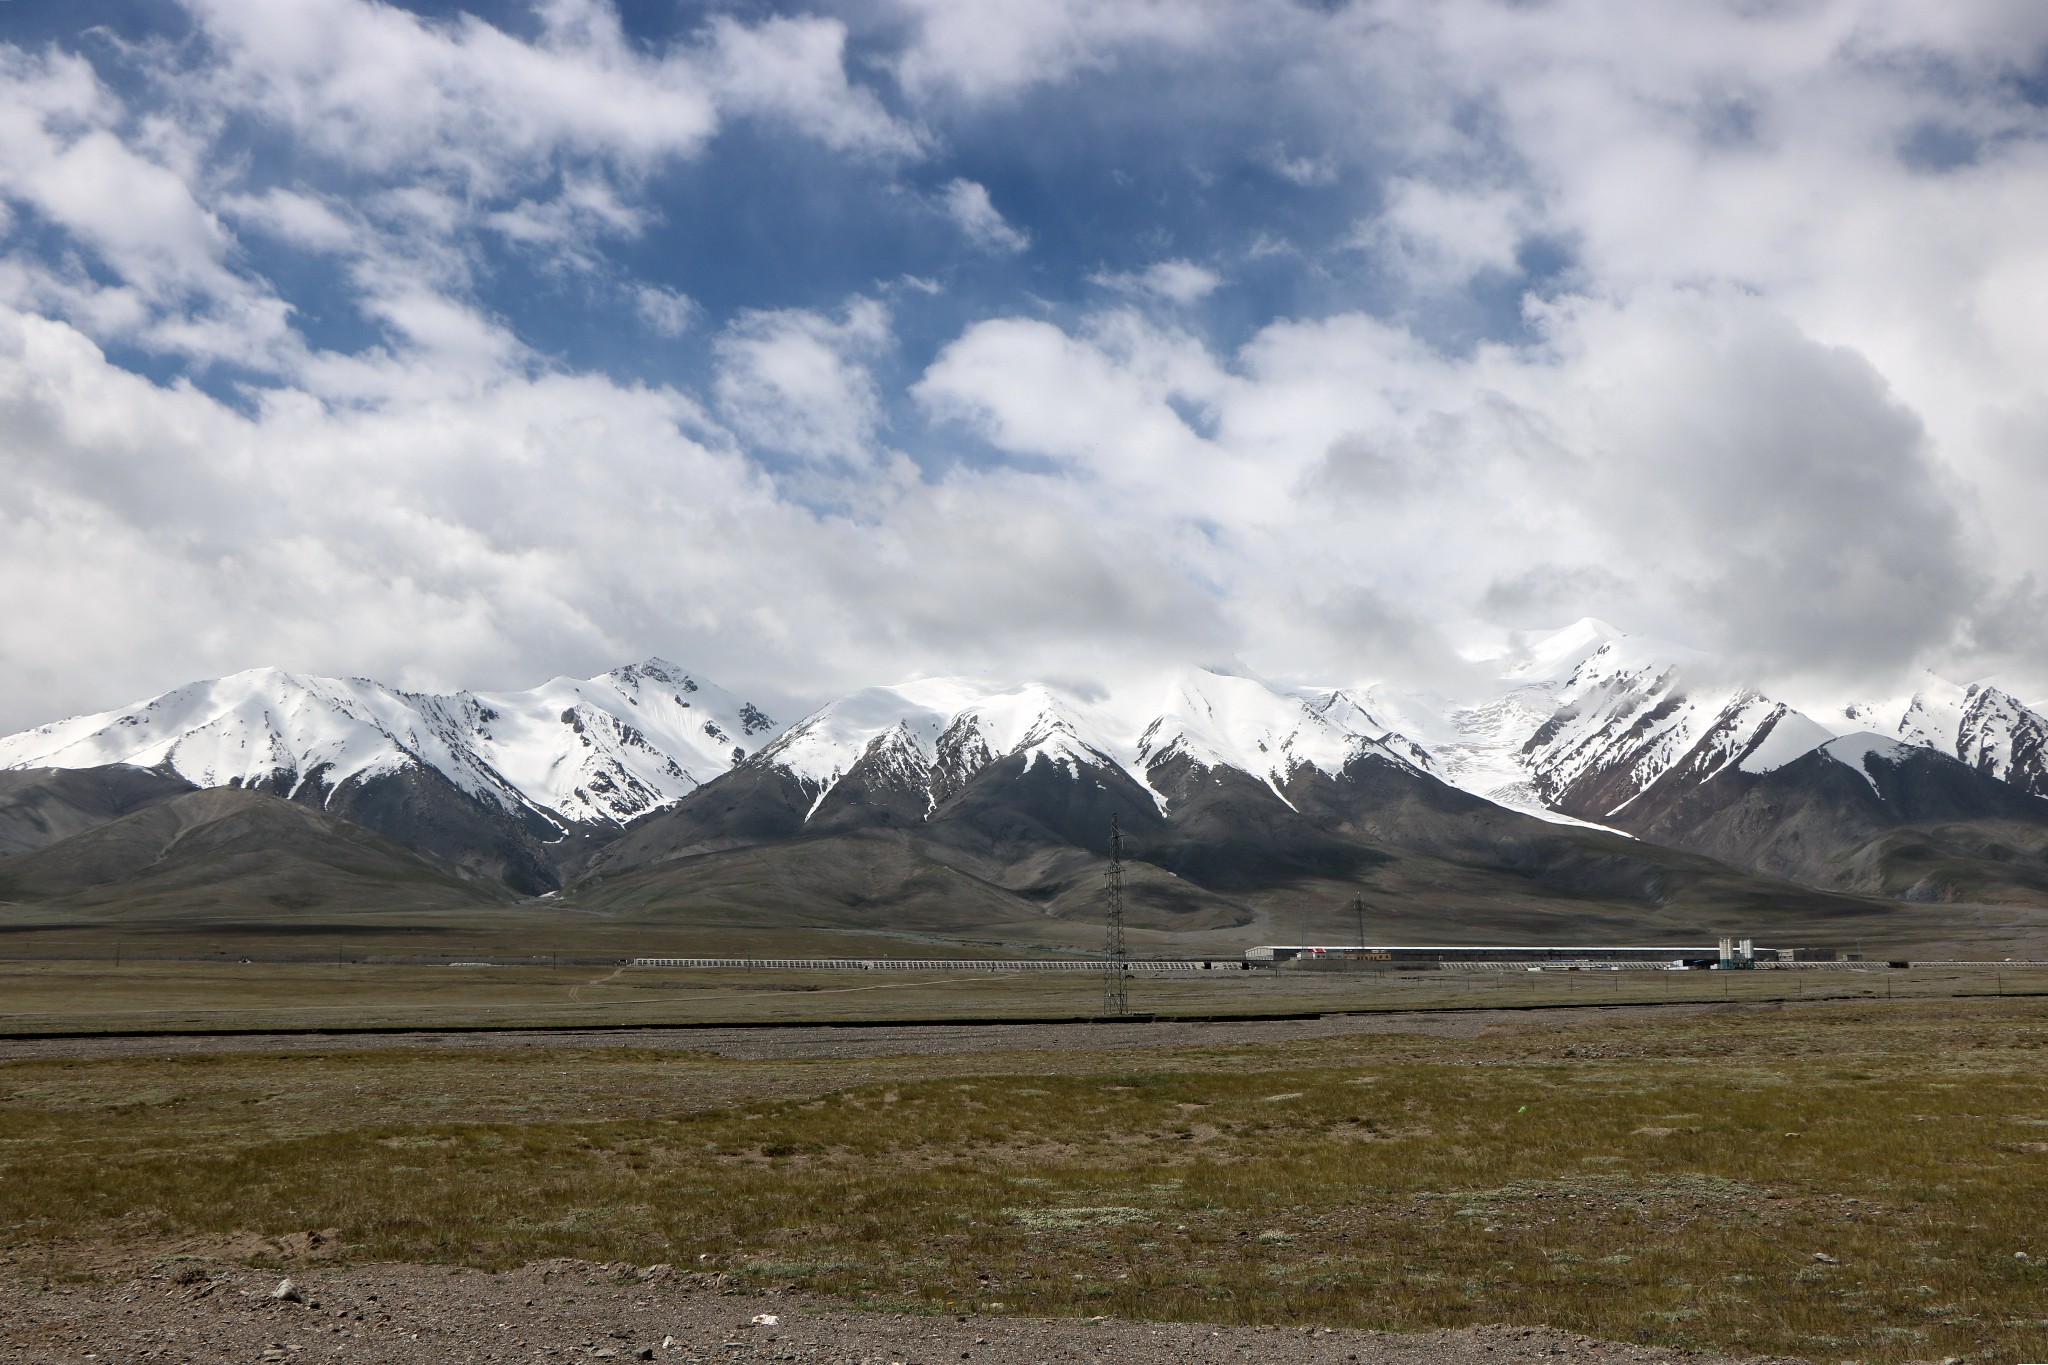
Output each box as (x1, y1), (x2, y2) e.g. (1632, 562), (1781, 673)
(633, 284), (699, 337)
(1528, 289), (1972, 678)
(1265, 147), (1336, 187)
(183, 0), (919, 181)
(940, 179), (1030, 253)
(1090, 258), (1223, 306)
(891, 0), (1227, 102)
(182, 0), (714, 183)
(0, 300), (780, 719)
(916, 311), (1241, 513)
(705, 16), (925, 158)
(157, 0), (921, 306)
(485, 179), (650, 267)
(221, 188), (361, 254)
(1354, 180), (1530, 289)
(0, 47), (298, 370)
(0, 299), (1228, 730)
(917, 279), (1992, 691)
(713, 298), (895, 471)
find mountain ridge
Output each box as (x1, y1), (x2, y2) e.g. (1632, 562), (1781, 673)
(0, 658), (783, 892)
(6, 623), (2048, 909)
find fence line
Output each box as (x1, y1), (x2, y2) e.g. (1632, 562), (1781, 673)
(1887, 960), (2048, 969)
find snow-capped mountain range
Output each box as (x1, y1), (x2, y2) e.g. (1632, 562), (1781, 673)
(744, 669), (1430, 825)
(3, 620), (2045, 892)
(1320, 618), (2048, 824)
(0, 658), (778, 833)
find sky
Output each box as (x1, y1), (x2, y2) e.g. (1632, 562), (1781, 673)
(3, 0), (2048, 729)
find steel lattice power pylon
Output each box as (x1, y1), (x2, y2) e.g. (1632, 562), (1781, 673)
(1102, 812), (1129, 1016)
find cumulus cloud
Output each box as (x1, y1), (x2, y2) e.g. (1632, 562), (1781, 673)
(915, 282), (1998, 691)
(0, 297), (1228, 727)
(632, 284), (699, 337)
(0, 47), (297, 370)
(1355, 180), (1531, 289)
(939, 179), (1030, 254)
(1537, 290), (1976, 679)
(705, 15), (926, 157)
(1090, 259), (1223, 306)
(916, 311), (1234, 503)
(182, 0), (919, 183)
(220, 188), (361, 254)
(4, 0), (2048, 731)
(181, 0), (721, 184)
(713, 298), (895, 471)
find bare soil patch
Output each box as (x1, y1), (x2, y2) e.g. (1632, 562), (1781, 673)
(0, 1258), (1802, 1365)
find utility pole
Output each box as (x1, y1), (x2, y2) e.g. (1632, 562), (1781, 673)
(1353, 893), (1366, 950)
(1102, 813), (1129, 1017)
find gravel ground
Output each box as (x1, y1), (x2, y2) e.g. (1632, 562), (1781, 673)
(0, 1260), (1808, 1365)
(0, 1003), (1732, 1064)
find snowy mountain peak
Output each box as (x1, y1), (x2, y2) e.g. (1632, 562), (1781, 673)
(946, 685), (1120, 772)
(743, 667), (1433, 826)
(608, 656), (694, 684)
(1561, 635), (1705, 698)
(1488, 627), (1830, 825)
(1302, 689), (1436, 773)
(1952, 682), (2048, 793)
(1819, 732), (1914, 794)
(1136, 667), (1424, 806)
(1893, 675), (1970, 751)
(756, 677), (1133, 817)
(1499, 617), (1629, 683)
(1727, 698), (1836, 776)
(0, 661), (787, 831)
(1824, 673), (2048, 801)
(0, 668), (468, 802)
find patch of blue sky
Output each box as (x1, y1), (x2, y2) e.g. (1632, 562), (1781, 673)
(0, 0), (192, 49)
(1895, 120), (1983, 172)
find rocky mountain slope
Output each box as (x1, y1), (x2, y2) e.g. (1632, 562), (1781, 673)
(1609, 732), (2048, 903)
(0, 786), (508, 919)
(0, 766), (198, 856)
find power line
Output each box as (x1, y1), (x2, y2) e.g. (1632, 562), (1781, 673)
(1103, 812), (1128, 1017)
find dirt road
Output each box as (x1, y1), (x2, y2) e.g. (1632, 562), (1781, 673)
(0, 1002), (1735, 1064)
(0, 1259), (1806, 1365)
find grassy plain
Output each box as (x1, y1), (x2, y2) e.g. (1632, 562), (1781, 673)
(3, 996), (2048, 1360)
(2, 958), (2045, 1034)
